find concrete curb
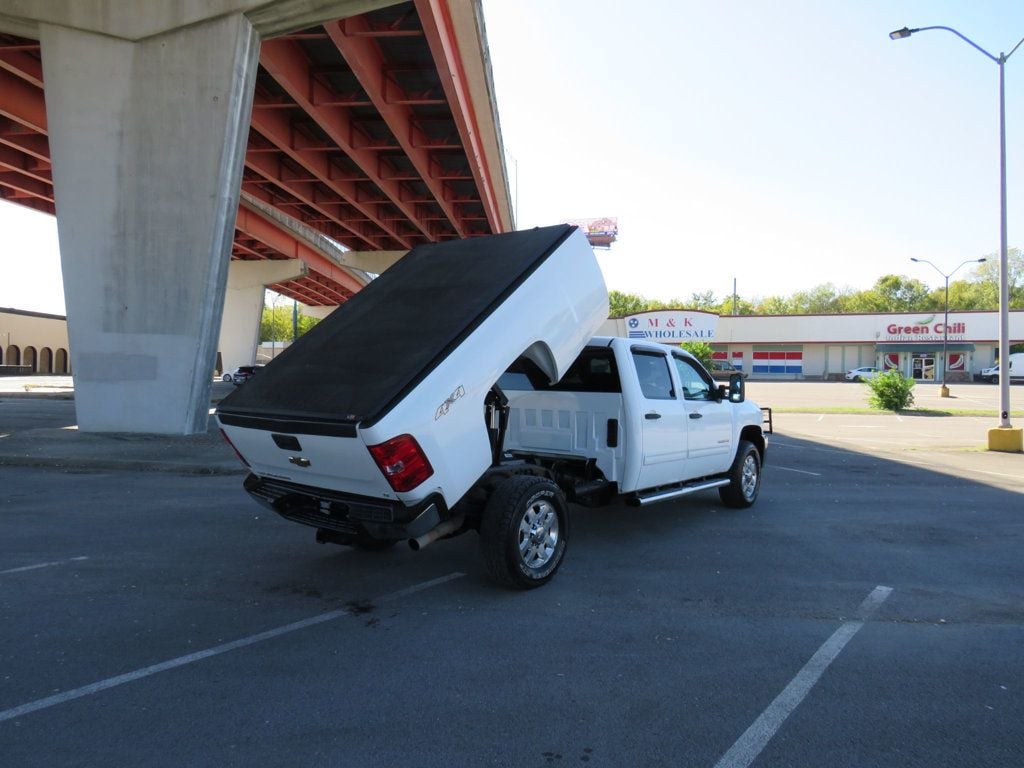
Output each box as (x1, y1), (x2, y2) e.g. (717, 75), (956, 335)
(0, 392), (75, 400)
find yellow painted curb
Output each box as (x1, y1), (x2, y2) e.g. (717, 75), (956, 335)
(987, 427), (1024, 453)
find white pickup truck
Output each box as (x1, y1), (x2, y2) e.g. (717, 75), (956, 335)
(217, 225), (769, 589)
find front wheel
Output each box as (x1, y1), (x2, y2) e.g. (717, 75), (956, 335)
(719, 440), (761, 509)
(222, 373), (232, 382)
(480, 476), (569, 589)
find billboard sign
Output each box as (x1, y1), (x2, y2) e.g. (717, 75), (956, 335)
(563, 217), (618, 248)
(624, 310), (719, 341)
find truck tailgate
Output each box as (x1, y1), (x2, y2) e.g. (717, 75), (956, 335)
(220, 422), (394, 499)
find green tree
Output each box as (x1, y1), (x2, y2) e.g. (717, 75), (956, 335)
(788, 283), (847, 314)
(847, 275), (934, 313)
(718, 296), (756, 315)
(754, 295), (794, 315)
(973, 247), (1024, 308)
(608, 290), (652, 317)
(688, 291), (718, 310)
(680, 341), (714, 369)
(260, 304), (321, 341)
(931, 279), (991, 311)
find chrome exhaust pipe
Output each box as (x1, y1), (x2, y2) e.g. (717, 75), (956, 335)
(409, 514), (464, 551)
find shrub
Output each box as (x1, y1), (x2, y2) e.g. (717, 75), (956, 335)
(866, 369), (915, 411)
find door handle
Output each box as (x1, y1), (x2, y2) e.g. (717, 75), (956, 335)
(689, 412), (703, 419)
(645, 412), (661, 420)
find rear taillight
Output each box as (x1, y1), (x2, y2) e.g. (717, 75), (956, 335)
(367, 434), (433, 492)
(219, 428), (250, 468)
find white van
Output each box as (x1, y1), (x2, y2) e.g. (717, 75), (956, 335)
(980, 352), (1024, 383)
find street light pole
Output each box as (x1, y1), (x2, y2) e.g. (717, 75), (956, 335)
(892, 25), (1024, 450)
(910, 257), (986, 394)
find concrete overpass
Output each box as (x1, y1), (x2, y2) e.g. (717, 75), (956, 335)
(0, 0), (512, 433)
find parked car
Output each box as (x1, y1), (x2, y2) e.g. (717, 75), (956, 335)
(222, 365), (263, 384)
(709, 359), (748, 381)
(845, 366), (881, 382)
(981, 353), (1024, 383)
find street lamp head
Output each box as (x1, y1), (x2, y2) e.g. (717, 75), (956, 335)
(977, 257), (987, 263)
(890, 27), (914, 40)
(910, 257), (921, 262)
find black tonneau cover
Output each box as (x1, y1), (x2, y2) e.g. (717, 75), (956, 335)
(217, 225), (575, 431)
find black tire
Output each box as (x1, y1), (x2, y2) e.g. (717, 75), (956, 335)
(719, 440), (762, 509)
(480, 476), (569, 589)
(222, 373), (232, 382)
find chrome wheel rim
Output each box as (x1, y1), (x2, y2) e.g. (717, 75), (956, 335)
(741, 454), (759, 500)
(518, 499), (559, 569)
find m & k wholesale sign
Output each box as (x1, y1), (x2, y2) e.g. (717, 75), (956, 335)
(625, 310), (719, 341)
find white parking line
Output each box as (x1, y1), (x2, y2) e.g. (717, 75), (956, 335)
(773, 466), (822, 477)
(0, 572), (464, 724)
(0, 556), (89, 575)
(712, 586), (892, 768)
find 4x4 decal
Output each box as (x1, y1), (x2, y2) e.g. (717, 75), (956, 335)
(435, 385), (466, 420)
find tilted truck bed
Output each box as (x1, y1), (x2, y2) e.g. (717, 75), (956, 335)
(216, 225), (609, 513)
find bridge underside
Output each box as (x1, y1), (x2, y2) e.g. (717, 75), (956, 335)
(0, 0), (510, 308)
(0, 0), (512, 433)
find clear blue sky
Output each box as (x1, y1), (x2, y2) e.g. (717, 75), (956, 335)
(3, 0), (1024, 314)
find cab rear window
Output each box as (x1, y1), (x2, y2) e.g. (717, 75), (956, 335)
(498, 347), (621, 393)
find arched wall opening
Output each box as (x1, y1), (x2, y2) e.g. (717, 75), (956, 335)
(55, 348), (69, 374)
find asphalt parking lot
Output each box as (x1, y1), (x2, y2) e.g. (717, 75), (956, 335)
(1, 382), (1022, 767)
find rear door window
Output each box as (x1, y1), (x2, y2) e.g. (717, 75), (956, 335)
(631, 350), (675, 400)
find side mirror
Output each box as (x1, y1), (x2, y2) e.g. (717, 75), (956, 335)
(728, 373), (745, 403)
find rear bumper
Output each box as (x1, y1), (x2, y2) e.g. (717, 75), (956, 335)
(243, 473), (447, 540)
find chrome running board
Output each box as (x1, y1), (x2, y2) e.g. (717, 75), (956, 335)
(632, 478), (730, 507)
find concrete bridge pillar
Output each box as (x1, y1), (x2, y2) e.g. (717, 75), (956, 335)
(39, 15), (260, 433)
(219, 259), (307, 376)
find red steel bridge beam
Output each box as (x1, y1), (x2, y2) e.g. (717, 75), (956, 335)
(243, 139), (383, 250)
(249, 98), (413, 249)
(415, 0), (503, 234)
(235, 203), (364, 298)
(260, 37), (434, 244)
(326, 19), (468, 238)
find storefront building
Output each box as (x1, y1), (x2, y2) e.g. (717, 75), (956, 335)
(600, 309), (1024, 381)
(0, 307), (71, 374)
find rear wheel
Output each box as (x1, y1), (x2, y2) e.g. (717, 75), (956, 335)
(480, 476), (569, 589)
(719, 440), (761, 508)
(222, 373), (232, 382)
